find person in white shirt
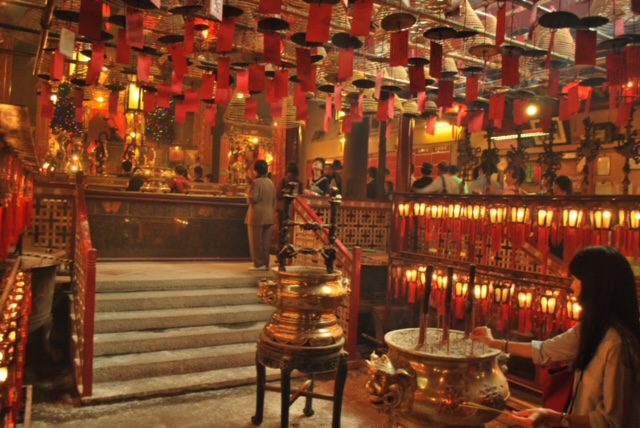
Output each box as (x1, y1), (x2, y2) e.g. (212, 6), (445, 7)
(415, 162), (461, 194)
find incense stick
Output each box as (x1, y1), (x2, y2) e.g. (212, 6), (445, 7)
(459, 401), (512, 417)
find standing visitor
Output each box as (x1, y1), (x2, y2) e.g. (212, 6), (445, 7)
(554, 175), (573, 196)
(448, 165), (466, 194)
(245, 160), (276, 271)
(366, 166), (378, 199)
(411, 162), (434, 192)
(415, 162), (460, 194)
(331, 160), (344, 194)
(472, 246), (640, 428)
(307, 157), (330, 195)
(502, 167), (527, 195)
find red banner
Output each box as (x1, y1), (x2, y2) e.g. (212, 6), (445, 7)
(306, 3), (332, 43)
(79, 0), (102, 41)
(351, 0), (374, 37)
(430, 42), (442, 78)
(126, 7), (144, 49)
(389, 30), (409, 66)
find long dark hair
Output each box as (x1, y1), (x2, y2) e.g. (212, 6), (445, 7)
(569, 246), (640, 371)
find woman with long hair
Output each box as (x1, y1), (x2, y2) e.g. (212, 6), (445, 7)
(472, 246), (640, 427)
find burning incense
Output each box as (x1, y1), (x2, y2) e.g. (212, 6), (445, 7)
(416, 265), (435, 350)
(465, 265), (477, 339)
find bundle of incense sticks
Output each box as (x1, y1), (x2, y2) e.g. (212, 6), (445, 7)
(442, 266), (454, 352)
(459, 401), (511, 417)
(416, 265), (434, 350)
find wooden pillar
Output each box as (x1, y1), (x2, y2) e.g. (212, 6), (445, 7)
(343, 115), (370, 199)
(375, 121), (387, 200)
(210, 105), (227, 182)
(395, 114), (414, 193)
(285, 126), (300, 166)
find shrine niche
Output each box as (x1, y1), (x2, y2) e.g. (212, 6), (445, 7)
(223, 125), (273, 186)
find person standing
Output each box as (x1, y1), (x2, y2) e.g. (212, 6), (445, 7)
(331, 160), (343, 194)
(415, 162), (460, 194)
(366, 166), (378, 199)
(411, 162), (434, 192)
(245, 160), (276, 271)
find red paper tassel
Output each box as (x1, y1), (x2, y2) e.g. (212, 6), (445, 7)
(116, 29), (131, 65)
(430, 42), (442, 78)
(338, 48), (354, 81)
(185, 90), (198, 113)
(306, 3), (332, 43)
(259, 0), (282, 14)
(335, 83), (342, 115)
(389, 30), (409, 66)
(263, 32), (281, 65)
(275, 70), (289, 98)
(86, 42), (105, 85)
(245, 97), (258, 120)
(625, 44), (640, 80)
(217, 57), (230, 89)
(143, 91), (157, 113)
(169, 44), (188, 77)
(109, 90), (119, 116)
(175, 102), (186, 123)
(408, 65), (426, 93)
(51, 51), (64, 81)
(248, 64), (265, 93)
(437, 79), (454, 108)
(137, 53), (151, 83)
(126, 7), (144, 49)
(184, 19), (194, 55)
(575, 29), (597, 65)
(489, 93), (506, 127)
(296, 47), (312, 84)
(79, 0), (102, 41)
(350, 0), (374, 37)
(464, 75), (478, 102)
(496, 4), (506, 47)
(200, 74), (214, 99)
(513, 99), (528, 125)
(606, 51), (626, 86)
(502, 53), (520, 86)
(205, 105), (217, 127)
(217, 18), (236, 53)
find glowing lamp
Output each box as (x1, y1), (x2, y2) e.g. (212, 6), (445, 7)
(526, 104), (538, 117)
(125, 82), (144, 112)
(454, 281), (468, 297)
(398, 203), (411, 217)
(466, 205), (486, 220)
(567, 298), (582, 321)
(489, 207), (507, 224)
(418, 266), (427, 285)
(590, 209), (613, 230)
(517, 291), (533, 309)
(540, 295), (558, 315)
(0, 367), (7, 383)
(510, 207), (529, 224)
(536, 208), (554, 227)
(493, 283), (512, 304)
(448, 204), (463, 219)
(430, 204), (446, 219)
(562, 209), (584, 228)
(168, 146), (185, 163)
(413, 202), (426, 216)
(405, 268), (418, 283)
(619, 209), (640, 229)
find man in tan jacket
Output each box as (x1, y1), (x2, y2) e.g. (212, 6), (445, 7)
(245, 160), (276, 271)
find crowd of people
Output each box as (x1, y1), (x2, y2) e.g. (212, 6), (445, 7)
(118, 161), (211, 193)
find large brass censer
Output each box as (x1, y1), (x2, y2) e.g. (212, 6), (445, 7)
(367, 328), (510, 427)
(257, 266), (350, 371)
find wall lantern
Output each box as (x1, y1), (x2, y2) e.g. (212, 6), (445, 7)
(125, 82), (144, 112)
(562, 209), (584, 228)
(536, 208), (554, 227)
(590, 209), (613, 230)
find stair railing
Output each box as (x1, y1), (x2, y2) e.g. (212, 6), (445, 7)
(291, 196), (362, 358)
(71, 173), (97, 397)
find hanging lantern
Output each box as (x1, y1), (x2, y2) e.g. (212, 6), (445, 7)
(590, 209), (613, 229)
(509, 206), (529, 224)
(492, 282), (513, 332)
(620, 209), (640, 229)
(466, 204), (486, 221)
(517, 289), (534, 333)
(536, 208), (554, 227)
(489, 206), (507, 223)
(125, 82), (144, 112)
(566, 297), (582, 327)
(562, 209), (584, 228)
(413, 202), (427, 216)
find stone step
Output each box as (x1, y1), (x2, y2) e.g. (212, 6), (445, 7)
(94, 322), (264, 356)
(95, 287), (260, 312)
(96, 274), (268, 293)
(94, 304), (274, 333)
(82, 365), (281, 404)
(93, 342), (258, 383)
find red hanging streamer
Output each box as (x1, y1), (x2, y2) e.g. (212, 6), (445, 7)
(157, 85), (171, 108)
(143, 91), (157, 113)
(430, 42), (442, 78)
(248, 63), (265, 93)
(217, 18), (236, 53)
(296, 48), (312, 85)
(275, 70), (289, 98)
(606, 51), (626, 86)
(51, 51), (64, 81)
(625, 44), (640, 80)
(245, 97), (258, 120)
(185, 90), (199, 113)
(169, 44), (188, 77)
(408, 65), (426, 93)
(338, 48), (354, 81)
(200, 73), (214, 99)
(489, 94), (506, 127)
(86, 42), (105, 85)
(306, 3), (332, 43)
(171, 71), (183, 94)
(184, 19), (195, 55)
(259, 0), (282, 14)
(109, 90), (119, 116)
(79, 0), (102, 41)
(350, 0), (374, 37)
(116, 29), (131, 65)
(263, 32), (281, 65)
(496, 4), (506, 47)
(126, 7), (144, 49)
(437, 79), (454, 108)
(548, 68), (560, 97)
(575, 29), (597, 66)
(501, 53), (520, 86)
(217, 57), (230, 89)
(236, 70), (249, 95)
(466, 75), (479, 102)
(137, 53), (151, 83)
(205, 105), (217, 127)
(389, 30), (409, 66)
(175, 102), (186, 123)
(468, 110), (485, 132)
(513, 99), (528, 125)
(616, 101), (633, 126)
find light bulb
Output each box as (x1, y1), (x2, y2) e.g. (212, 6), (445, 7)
(526, 104), (538, 116)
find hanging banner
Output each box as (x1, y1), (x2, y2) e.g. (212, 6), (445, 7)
(275, 70), (289, 98)
(248, 63), (266, 93)
(501, 53), (520, 86)
(175, 102), (186, 123)
(59, 28), (76, 58)
(306, 3), (332, 43)
(157, 85), (171, 108)
(389, 30), (409, 66)
(169, 44), (188, 77)
(350, 0), (374, 37)
(143, 91), (157, 113)
(496, 4), (506, 47)
(430, 42), (442, 78)
(205, 105), (217, 126)
(200, 73), (215, 99)
(137, 54), (151, 83)
(263, 32), (282, 65)
(466, 75), (479, 102)
(51, 51), (65, 81)
(575, 29), (597, 65)
(437, 80), (453, 108)
(217, 18), (236, 53)
(217, 56), (230, 89)
(126, 7), (144, 49)
(184, 19), (195, 55)
(338, 48), (354, 81)
(408, 65), (426, 93)
(79, 0), (102, 41)
(86, 42), (105, 85)
(116, 29), (131, 65)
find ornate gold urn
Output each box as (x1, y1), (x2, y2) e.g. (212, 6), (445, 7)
(367, 328), (510, 427)
(257, 266), (350, 371)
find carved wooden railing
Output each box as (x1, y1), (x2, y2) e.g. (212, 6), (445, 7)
(71, 175), (96, 397)
(291, 196), (363, 359)
(0, 259), (32, 426)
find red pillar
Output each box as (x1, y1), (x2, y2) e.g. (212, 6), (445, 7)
(395, 114), (414, 193)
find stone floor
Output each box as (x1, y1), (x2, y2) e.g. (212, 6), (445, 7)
(29, 365), (514, 428)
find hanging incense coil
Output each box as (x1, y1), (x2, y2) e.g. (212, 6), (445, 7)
(534, 26), (575, 59)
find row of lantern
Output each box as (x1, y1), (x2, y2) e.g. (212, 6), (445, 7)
(0, 270), (31, 425)
(0, 151), (35, 260)
(397, 201), (640, 230)
(390, 263), (581, 338)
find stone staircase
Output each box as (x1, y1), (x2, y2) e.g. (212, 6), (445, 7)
(81, 262), (275, 404)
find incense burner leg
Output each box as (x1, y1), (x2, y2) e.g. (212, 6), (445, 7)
(332, 351), (349, 428)
(303, 373), (315, 417)
(251, 357), (266, 425)
(280, 367), (292, 428)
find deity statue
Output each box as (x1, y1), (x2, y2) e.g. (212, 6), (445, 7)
(122, 135), (140, 167)
(88, 132), (109, 175)
(230, 154), (248, 184)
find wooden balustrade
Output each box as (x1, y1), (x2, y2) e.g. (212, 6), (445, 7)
(291, 196), (362, 359)
(70, 174), (97, 397)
